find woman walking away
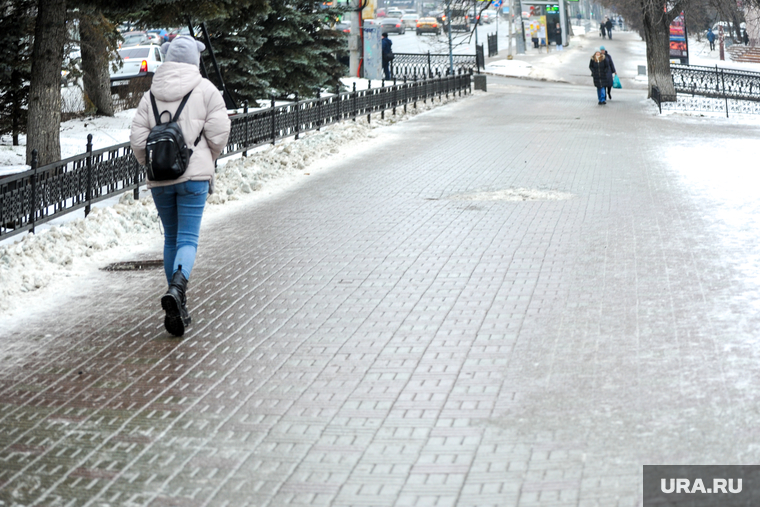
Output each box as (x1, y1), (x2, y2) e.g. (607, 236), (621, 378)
(130, 36), (231, 336)
(589, 50), (611, 105)
(600, 46), (617, 99)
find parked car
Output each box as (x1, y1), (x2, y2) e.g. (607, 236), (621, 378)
(167, 26), (200, 41)
(380, 17), (406, 34)
(110, 45), (163, 90)
(416, 17), (441, 35)
(145, 33), (163, 45)
(479, 11), (495, 24)
(120, 31), (149, 48)
(334, 21), (351, 33)
(146, 28), (169, 43)
(401, 11), (419, 28)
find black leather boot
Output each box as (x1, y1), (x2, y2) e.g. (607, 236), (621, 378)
(162, 266), (191, 336)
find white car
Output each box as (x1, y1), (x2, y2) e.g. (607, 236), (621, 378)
(110, 45), (163, 89)
(401, 11), (419, 28)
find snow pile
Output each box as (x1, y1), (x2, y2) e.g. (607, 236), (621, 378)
(0, 90), (469, 312)
(0, 193), (159, 297)
(484, 59), (534, 78)
(451, 188), (574, 201)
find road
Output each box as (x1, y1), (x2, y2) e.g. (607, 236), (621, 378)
(384, 18), (514, 55)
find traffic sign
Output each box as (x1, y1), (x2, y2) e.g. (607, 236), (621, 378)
(493, 0), (502, 7)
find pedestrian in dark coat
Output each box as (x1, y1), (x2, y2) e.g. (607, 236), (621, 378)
(600, 46), (617, 99)
(589, 50), (611, 104)
(706, 28), (716, 51)
(600, 22), (606, 38)
(605, 18), (613, 39)
(381, 33), (393, 80)
(744, 29), (750, 45)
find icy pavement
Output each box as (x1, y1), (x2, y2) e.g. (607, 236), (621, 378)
(4, 30), (760, 506)
(2, 72), (760, 505)
(0, 89), (469, 316)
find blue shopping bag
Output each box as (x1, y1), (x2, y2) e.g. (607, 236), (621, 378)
(612, 74), (622, 89)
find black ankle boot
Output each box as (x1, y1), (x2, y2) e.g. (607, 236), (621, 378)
(162, 266), (191, 336)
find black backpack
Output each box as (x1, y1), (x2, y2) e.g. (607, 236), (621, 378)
(145, 91), (202, 181)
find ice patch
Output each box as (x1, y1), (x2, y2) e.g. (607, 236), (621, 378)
(450, 188), (574, 202)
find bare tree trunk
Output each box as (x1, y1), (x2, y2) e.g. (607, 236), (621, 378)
(643, 0), (682, 100)
(27, 0), (66, 166)
(80, 11), (114, 116)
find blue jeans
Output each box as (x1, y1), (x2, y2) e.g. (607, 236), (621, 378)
(151, 180), (209, 284)
(597, 86), (606, 102)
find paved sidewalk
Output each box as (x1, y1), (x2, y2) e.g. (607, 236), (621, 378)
(3, 76), (760, 507)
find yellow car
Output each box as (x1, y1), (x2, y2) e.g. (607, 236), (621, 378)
(416, 17), (441, 35)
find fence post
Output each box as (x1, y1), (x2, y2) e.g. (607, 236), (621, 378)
(380, 80), (385, 120)
(403, 76), (407, 114)
(85, 134), (93, 217)
(271, 95), (276, 145)
(414, 73), (418, 109)
(427, 51), (432, 78)
(294, 93), (300, 140)
(721, 68), (729, 118)
(337, 84), (342, 120)
(393, 78), (397, 115)
(317, 89), (322, 131)
(352, 82), (357, 122)
(243, 99), (249, 156)
(367, 80), (372, 123)
(30, 149), (38, 235)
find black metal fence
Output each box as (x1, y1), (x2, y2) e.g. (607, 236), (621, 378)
(487, 34), (498, 57)
(672, 64), (760, 102)
(390, 52), (478, 79)
(651, 85), (662, 114)
(1, 72), (472, 241)
(651, 65), (760, 117)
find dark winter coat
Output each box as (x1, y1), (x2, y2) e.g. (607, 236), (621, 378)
(603, 51), (617, 85)
(589, 53), (611, 88)
(605, 19), (612, 32)
(382, 37), (393, 63)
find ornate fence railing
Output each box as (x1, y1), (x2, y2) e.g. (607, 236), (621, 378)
(671, 64), (760, 102)
(651, 65), (760, 117)
(1, 72), (471, 241)
(390, 52), (478, 79)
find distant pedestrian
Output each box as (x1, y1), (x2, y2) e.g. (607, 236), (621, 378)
(600, 22), (606, 38)
(605, 17), (613, 39)
(589, 50), (611, 104)
(707, 28), (716, 51)
(381, 32), (393, 80)
(130, 36), (231, 337)
(555, 23), (563, 50)
(600, 46), (617, 99)
(744, 29), (750, 45)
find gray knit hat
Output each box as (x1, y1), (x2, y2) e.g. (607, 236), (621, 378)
(161, 36), (205, 66)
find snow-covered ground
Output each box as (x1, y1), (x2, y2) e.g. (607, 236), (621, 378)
(0, 77), (396, 175)
(0, 82), (473, 317)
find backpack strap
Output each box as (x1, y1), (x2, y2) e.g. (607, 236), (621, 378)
(149, 90), (193, 125)
(149, 92), (162, 126)
(194, 129), (204, 147)
(172, 91), (193, 123)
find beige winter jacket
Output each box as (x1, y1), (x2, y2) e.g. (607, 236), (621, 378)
(129, 62), (231, 192)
